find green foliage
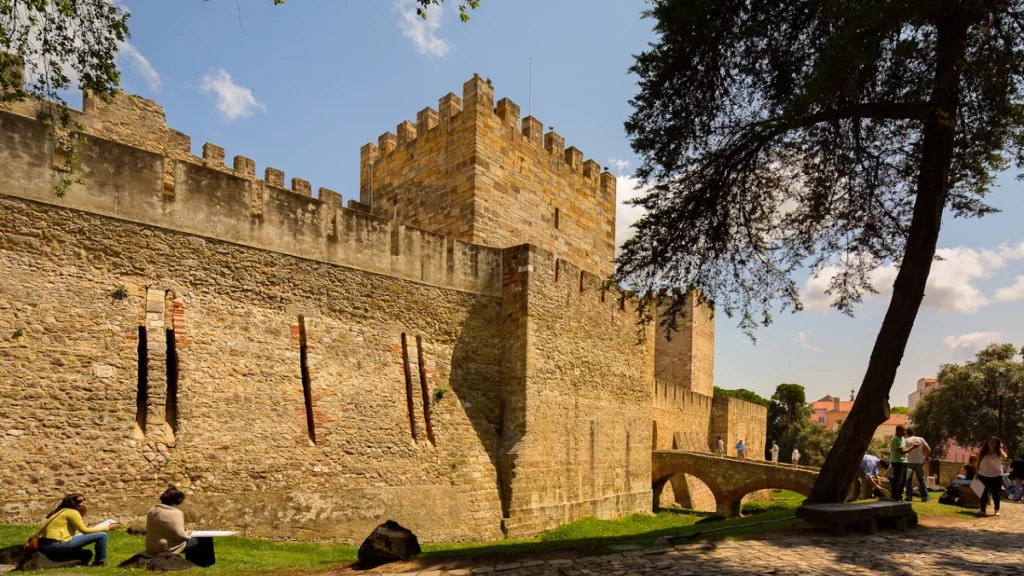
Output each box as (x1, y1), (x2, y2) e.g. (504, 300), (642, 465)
(618, 1), (1024, 334)
(713, 386), (769, 407)
(0, 525), (357, 574)
(911, 343), (1024, 457)
(864, 438), (889, 458)
(890, 406), (909, 414)
(1, 0), (129, 196)
(111, 283), (129, 300)
(415, 0), (481, 22)
(11, 328), (24, 339)
(763, 383), (839, 465)
(433, 386), (447, 402)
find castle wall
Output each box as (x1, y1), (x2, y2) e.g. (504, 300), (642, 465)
(654, 290), (715, 397)
(0, 72), (751, 542)
(0, 194), (507, 542)
(651, 380), (716, 511)
(710, 397), (768, 461)
(361, 76), (617, 277)
(0, 103), (515, 542)
(498, 247), (652, 537)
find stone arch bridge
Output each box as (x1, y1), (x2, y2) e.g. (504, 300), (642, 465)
(652, 450), (820, 518)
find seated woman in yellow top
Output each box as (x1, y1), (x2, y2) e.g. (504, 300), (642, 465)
(36, 494), (118, 567)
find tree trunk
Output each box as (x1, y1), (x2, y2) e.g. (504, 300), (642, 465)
(806, 15), (970, 503)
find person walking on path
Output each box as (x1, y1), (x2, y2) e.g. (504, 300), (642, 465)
(735, 439), (746, 460)
(904, 427), (931, 501)
(888, 424), (917, 502)
(34, 494), (117, 567)
(791, 447), (800, 468)
(771, 440), (779, 465)
(977, 436), (1008, 516)
(716, 436), (725, 457)
(1008, 456), (1024, 501)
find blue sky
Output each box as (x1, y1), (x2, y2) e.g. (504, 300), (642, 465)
(107, 0), (1024, 406)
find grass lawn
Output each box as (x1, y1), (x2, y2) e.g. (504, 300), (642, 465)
(0, 525), (357, 575)
(0, 491), (808, 574)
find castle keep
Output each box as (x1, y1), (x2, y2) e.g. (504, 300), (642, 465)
(0, 70), (765, 542)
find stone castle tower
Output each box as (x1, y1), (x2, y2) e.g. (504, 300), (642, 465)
(0, 66), (760, 541)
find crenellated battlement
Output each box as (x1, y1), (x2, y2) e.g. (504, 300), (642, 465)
(0, 103), (502, 296)
(359, 74), (618, 277)
(361, 74), (615, 198)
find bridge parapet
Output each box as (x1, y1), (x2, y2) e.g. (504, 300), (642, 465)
(652, 450), (819, 517)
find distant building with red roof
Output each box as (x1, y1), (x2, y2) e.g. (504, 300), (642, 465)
(809, 392), (908, 442)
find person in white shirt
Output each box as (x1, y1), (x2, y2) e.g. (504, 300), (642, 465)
(716, 436), (725, 457)
(903, 428), (931, 502)
(977, 436), (1008, 516)
(791, 447), (800, 468)
(770, 441), (779, 465)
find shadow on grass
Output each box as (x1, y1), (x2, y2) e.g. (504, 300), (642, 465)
(415, 508), (805, 564)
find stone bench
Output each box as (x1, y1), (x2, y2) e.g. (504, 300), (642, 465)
(796, 501), (917, 535)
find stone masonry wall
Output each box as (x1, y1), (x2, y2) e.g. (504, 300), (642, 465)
(654, 290), (715, 397)
(651, 380), (716, 512)
(0, 195), (507, 543)
(710, 397), (768, 461)
(0, 96), (512, 542)
(0, 72), (740, 541)
(361, 76), (617, 277)
(498, 246), (652, 537)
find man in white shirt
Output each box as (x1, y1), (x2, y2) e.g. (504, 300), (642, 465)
(904, 428), (931, 502)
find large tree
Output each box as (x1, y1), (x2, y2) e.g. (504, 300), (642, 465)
(621, 0), (1024, 502)
(912, 344), (1024, 456)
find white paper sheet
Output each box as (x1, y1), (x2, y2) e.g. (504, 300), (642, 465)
(190, 530), (238, 538)
(970, 476), (985, 498)
(93, 519), (118, 529)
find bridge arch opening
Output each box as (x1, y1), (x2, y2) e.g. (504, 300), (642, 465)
(654, 473), (716, 513)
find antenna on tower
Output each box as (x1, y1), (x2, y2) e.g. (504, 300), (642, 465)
(528, 57), (533, 118)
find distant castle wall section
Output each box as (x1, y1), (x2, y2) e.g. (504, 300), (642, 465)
(710, 397), (768, 461)
(654, 290), (715, 397)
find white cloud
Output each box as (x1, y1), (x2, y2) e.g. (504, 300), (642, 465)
(801, 242), (1024, 315)
(943, 331), (1002, 356)
(995, 275), (1024, 302)
(614, 174), (650, 253)
(200, 69), (266, 122)
(116, 41), (162, 91)
(393, 0), (452, 58)
(609, 157), (631, 176)
(794, 331), (821, 352)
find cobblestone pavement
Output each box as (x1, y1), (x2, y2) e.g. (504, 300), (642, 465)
(377, 504), (1024, 576)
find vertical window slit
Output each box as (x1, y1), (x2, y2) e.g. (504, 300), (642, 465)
(579, 271), (585, 292)
(165, 329), (178, 434)
(554, 207), (560, 229)
(401, 333), (417, 439)
(298, 315), (316, 445)
(555, 259), (561, 282)
(416, 335), (435, 444)
(136, 326), (148, 430)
